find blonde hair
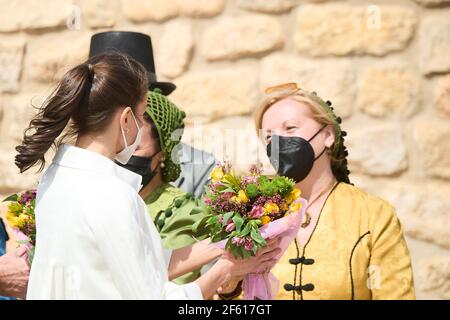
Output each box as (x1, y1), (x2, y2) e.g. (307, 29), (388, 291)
(254, 89), (334, 135)
(253, 85), (351, 184)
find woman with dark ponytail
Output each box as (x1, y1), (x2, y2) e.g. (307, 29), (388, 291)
(218, 82), (415, 300)
(20, 52), (281, 300)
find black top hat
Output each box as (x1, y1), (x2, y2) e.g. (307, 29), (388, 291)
(89, 31), (176, 96)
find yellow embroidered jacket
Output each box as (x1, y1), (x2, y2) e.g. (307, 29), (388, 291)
(271, 182), (415, 300)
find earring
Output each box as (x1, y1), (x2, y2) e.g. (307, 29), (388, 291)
(160, 162), (165, 168)
(125, 128), (130, 134)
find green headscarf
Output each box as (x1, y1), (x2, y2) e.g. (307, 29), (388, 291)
(146, 89), (186, 182)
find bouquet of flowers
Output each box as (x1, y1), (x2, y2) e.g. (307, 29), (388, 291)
(2, 190), (36, 264)
(193, 163), (307, 299)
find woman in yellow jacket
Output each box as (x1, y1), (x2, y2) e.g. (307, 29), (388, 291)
(219, 83), (415, 300)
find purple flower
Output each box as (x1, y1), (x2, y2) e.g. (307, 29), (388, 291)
(240, 175), (258, 188)
(249, 164), (262, 176)
(225, 221), (235, 233)
(244, 238), (254, 251)
(19, 190), (36, 205)
(232, 236), (245, 246)
(218, 215), (224, 224)
(203, 196), (212, 206)
(249, 205), (263, 219)
(253, 194), (283, 208)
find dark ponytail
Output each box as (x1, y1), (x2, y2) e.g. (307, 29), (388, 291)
(15, 52), (148, 173)
(15, 64), (92, 173)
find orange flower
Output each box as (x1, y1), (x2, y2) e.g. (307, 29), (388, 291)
(260, 216), (271, 225)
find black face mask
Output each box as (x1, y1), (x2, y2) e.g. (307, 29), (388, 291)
(266, 125), (327, 182)
(116, 154), (159, 189)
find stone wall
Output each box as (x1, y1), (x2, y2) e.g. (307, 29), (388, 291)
(0, 0), (449, 299)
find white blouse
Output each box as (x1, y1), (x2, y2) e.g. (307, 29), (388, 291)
(27, 144), (202, 300)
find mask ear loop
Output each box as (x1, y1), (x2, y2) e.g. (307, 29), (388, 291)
(119, 124), (130, 149)
(129, 109), (142, 130)
(307, 124), (327, 143)
(314, 147), (327, 161)
(308, 124), (328, 161)
(120, 109), (141, 148)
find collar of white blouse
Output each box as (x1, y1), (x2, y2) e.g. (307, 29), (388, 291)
(52, 143), (142, 191)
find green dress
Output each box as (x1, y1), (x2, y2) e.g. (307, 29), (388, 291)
(144, 183), (210, 284)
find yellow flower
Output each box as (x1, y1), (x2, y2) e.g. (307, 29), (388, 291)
(260, 216), (271, 225)
(6, 210), (15, 219)
(289, 202), (302, 213)
(210, 167), (224, 182)
(237, 190), (249, 204)
(16, 215), (28, 229)
(263, 203), (279, 215)
(291, 188), (301, 199)
(286, 188), (302, 204)
(6, 211), (20, 228)
(230, 196), (241, 204)
(19, 213), (29, 223)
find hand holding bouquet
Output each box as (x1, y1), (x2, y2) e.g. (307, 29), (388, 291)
(2, 190), (36, 265)
(193, 163), (307, 299)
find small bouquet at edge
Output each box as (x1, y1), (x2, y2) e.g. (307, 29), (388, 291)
(2, 189), (36, 264)
(193, 163), (307, 300)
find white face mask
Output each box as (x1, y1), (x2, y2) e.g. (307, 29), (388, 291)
(115, 110), (143, 165)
